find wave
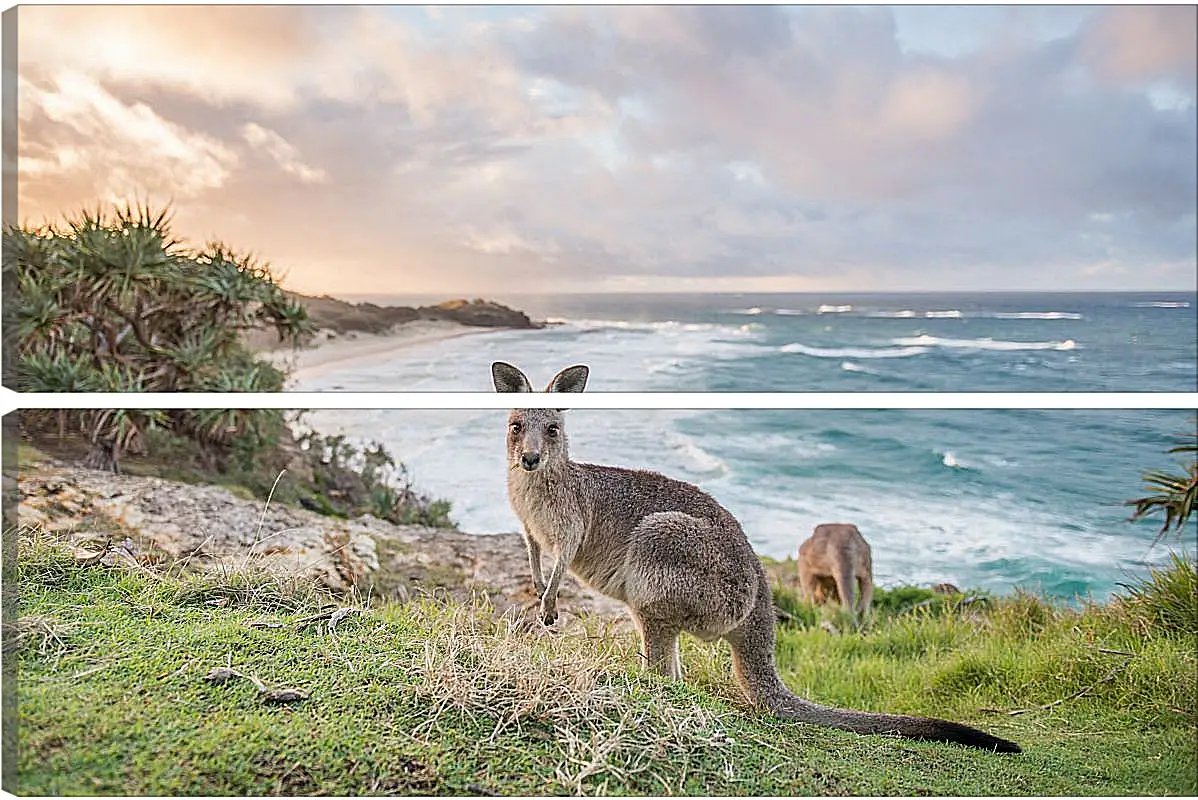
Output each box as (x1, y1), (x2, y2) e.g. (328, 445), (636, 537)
(840, 361), (881, 375)
(647, 358), (686, 374)
(728, 306), (805, 316)
(562, 317), (719, 334)
(781, 342), (928, 359)
(666, 432), (728, 476)
(817, 304), (853, 314)
(891, 335), (1077, 352)
(940, 451), (977, 471)
(986, 311), (1083, 320)
(1133, 301), (1191, 308)
(870, 309), (1081, 320)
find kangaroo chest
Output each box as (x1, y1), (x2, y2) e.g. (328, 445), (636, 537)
(507, 472), (582, 551)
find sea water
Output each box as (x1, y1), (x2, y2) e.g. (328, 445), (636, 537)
(312, 291), (1197, 393)
(293, 292), (1197, 600)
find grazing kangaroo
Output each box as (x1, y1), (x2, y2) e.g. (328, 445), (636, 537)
(798, 523), (874, 623)
(492, 361), (1021, 753)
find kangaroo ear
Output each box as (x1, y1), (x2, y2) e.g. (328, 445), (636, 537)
(546, 364), (589, 394)
(492, 361), (533, 393)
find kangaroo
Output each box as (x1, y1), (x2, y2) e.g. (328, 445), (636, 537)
(491, 361), (1021, 754)
(798, 523), (874, 623)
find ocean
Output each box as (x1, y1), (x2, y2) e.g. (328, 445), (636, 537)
(294, 292), (1197, 600)
(322, 291), (1198, 393)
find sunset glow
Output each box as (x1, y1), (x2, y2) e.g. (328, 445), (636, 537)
(14, 5), (1197, 295)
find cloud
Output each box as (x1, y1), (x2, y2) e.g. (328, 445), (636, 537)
(241, 124), (327, 184)
(1079, 5), (1197, 92)
(16, 5), (336, 111)
(14, 5), (1197, 293)
(18, 71), (238, 206)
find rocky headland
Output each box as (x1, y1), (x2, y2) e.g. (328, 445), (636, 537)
(17, 457), (628, 623)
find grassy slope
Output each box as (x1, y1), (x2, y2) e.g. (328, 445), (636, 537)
(13, 532), (1196, 796)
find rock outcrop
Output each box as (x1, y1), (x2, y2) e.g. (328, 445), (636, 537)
(288, 293), (540, 336)
(17, 460), (626, 622)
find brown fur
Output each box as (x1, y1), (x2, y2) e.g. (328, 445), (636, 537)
(491, 361), (1021, 754)
(798, 523), (874, 622)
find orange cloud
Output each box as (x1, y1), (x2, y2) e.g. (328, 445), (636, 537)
(19, 71), (238, 206)
(1081, 6), (1197, 89)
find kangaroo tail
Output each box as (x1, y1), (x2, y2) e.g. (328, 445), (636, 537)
(758, 690), (1022, 753)
(727, 582), (1021, 754)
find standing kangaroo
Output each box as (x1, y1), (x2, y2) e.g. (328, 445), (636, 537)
(492, 361), (1021, 753)
(799, 523), (874, 623)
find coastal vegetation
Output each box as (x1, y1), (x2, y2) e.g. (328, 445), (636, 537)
(1127, 429), (1198, 541)
(5, 203), (454, 528)
(5, 204), (310, 469)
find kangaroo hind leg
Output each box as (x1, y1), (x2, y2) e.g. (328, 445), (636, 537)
(634, 615), (682, 680)
(833, 562), (856, 620)
(857, 574), (874, 619)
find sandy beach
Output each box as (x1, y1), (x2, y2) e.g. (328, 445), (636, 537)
(263, 320), (497, 387)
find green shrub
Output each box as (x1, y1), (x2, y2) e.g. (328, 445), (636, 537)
(5, 203), (311, 469)
(11, 203), (455, 530)
(298, 431), (456, 529)
(1117, 552), (1198, 637)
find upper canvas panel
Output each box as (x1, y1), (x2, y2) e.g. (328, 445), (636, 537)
(7, 5), (1196, 393)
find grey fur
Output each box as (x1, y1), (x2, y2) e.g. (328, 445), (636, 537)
(491, 361), (1021, 754)
(798, 523), (874, 623)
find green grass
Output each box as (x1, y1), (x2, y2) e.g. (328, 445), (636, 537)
(12, 528), (1197, 795)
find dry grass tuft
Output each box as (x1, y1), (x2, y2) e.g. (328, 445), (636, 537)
(8, 615), (76, 656)
(406, 595), (771, 795)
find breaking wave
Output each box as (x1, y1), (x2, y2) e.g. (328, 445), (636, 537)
(781, 342), (928, 359)
(986, 311), (1083, 320)
(841, 361), (880, 375)
(891, 335), (1077, 352)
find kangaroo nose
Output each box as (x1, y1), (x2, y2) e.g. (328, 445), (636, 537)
(521, 452), (541, 471)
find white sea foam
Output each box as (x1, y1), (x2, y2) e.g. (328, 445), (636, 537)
(666, 431), (728, 476)
(734, 323), (765, 335)
(891, 334), (1078, 352)
(1132, 301), (1190, 308)
(940, 450), (977, 470)
(647, 358), (686, 374)
(870, 309), (1082, 320)
(986, 311), (1083, 320)
(817, 304), (853, 314)
(774, 308), (804, 316)
(566, 317), (715, 333)
(781, 342), (928, 359)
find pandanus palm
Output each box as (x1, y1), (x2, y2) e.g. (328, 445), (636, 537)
(3, 203), (314, 470)
(1127, 430), (1198, 543)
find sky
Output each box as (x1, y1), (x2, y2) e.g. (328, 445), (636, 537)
(13, 4), (1198, 295)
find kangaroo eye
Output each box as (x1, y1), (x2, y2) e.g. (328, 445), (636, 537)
(509, 421), (523, 434)
(546, 424), (559, 438)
